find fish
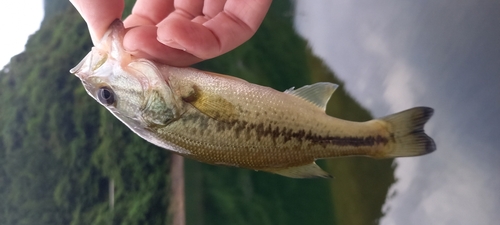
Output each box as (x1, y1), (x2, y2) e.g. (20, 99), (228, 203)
(70, 20), (436, 178)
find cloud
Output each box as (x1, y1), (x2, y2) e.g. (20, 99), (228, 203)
(294, 1), (500, 225)
(382, 63), (417, 112)
(360, 30), (420, 113)
(381, 136), (500, 225)
(0, 1), (44, 68)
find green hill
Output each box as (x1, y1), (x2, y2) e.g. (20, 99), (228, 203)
(0, 1), (395, 225)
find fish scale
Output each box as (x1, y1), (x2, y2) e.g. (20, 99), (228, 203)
(152, 76), (390, 168)
(71, 20), (436, 178)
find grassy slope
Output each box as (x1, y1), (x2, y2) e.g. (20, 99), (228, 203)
(0, 0), (394, 225)
(1, 3), (170, 225)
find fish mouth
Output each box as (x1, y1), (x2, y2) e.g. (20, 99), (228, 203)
(70, 51), (92, 77)
(70, 47), (109, 81)
(70, 19), (127, 78)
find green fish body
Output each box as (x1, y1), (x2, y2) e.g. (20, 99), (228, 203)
(71, 20), (436, 178)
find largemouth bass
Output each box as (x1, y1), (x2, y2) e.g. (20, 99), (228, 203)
(71, 20), (436, 178)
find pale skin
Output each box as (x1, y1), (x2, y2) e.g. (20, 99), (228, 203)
(70, 0), (272, 67)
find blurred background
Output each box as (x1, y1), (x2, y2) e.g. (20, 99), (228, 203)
(1, 0), (499, 225)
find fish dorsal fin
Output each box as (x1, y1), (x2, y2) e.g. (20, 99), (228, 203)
(267, 162), (333, 178)
(284, 82), (338, 111)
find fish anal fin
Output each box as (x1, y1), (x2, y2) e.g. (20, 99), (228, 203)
(267, 162), (332, 179)
(284, 82), (338, 111)
(181, 84), (237, 120)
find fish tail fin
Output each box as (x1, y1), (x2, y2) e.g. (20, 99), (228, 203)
(378, 107), (436, 158)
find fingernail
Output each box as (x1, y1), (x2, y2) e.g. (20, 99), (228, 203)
(157, 38), (186, 51)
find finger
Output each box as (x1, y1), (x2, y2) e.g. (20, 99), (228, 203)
(123, 14), (155, 28)
(70, 0), (124, 44)
(156, 0), (272, 59)
(123, 26), (202, 66)
(202, 0), (227, 19)
(174, 0), (204, 18)
(191, 0), (226, 24)
(157, 13), (219, 59)
(222, 0), (272, 32)
(203, 0), (272, 53)
(123, 0), (174, 27)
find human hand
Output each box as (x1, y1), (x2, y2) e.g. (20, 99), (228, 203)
(70, 0), (272, 66)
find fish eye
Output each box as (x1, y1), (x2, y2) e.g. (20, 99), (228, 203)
(97, 86), (115, 106)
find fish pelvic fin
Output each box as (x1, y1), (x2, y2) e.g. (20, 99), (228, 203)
(265, 162), (333, 179)
(285, 82), (338, 112)
(378, 107), (436, 158)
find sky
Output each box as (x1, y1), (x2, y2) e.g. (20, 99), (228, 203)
(0, 1), (44, 69)
(294, 0), (500, 224)
(2, 1), (499, 224)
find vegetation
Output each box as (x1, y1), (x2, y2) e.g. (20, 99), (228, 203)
(0, 0), (394, 225)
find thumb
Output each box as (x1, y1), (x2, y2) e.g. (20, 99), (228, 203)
(70, 0), (124, 45)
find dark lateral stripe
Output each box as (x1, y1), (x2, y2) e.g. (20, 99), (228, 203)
(307, 134), (389, 147)
(179, 113), (389, 148)
(240, 121), (389, 147)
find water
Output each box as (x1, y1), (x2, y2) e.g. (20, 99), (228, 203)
(294, 0), (500, 224)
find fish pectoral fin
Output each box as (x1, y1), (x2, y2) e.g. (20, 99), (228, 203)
(182, 84), (237, 120)
(267, 162), (333, 179)
(284, 82), (338, 112)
